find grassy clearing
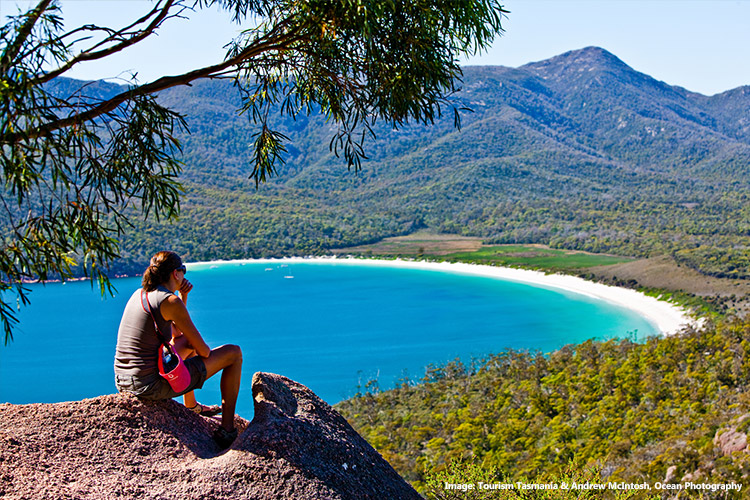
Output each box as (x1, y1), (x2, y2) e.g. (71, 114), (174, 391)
(440, 245), (633, 271)
(338, 237), (747, 316)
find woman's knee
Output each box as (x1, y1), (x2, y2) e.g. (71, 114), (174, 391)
(229, 344), (243, 365)
(204, 345), (241, 379)
(217, 343), (242, 365)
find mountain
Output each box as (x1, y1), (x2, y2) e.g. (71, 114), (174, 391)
(52, 47), (750, 278)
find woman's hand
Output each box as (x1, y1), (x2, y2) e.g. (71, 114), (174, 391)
(178, 278), (193, 301)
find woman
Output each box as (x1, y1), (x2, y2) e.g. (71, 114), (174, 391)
(114, 251), (242, 448)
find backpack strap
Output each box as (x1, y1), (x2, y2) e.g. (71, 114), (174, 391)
(141, 289), (175, 354)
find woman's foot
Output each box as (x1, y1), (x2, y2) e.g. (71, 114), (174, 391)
(188, 403), (222, 417)
(213, 426), (238, 449)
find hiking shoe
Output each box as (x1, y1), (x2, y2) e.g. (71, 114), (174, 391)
(213, 426), (238, 449)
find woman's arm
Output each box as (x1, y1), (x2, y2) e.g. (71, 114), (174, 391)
(160, 294), (210, 358)
(170, 278), (195, 340)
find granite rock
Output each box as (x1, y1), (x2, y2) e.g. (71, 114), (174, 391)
(713, 414), (750, 456)
(0, 372), (422, 499)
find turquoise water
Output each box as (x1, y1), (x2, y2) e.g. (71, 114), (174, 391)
(0, 260), (657, 417)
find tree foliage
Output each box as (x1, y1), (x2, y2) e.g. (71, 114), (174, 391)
(0, 0), (507, 342)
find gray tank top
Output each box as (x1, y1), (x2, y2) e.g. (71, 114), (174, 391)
(114, 286), (174, 380)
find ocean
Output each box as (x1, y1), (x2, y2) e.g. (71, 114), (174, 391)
(0, 259), (658, 417)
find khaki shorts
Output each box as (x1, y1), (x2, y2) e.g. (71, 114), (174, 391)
(115, 356), (207, 400)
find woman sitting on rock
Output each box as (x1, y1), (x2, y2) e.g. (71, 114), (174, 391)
(114, 250), (242, 448)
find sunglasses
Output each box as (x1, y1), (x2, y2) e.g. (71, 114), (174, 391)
(175, 265), (187, 274)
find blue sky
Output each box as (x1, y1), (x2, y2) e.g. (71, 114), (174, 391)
(2, 0), (749, 96)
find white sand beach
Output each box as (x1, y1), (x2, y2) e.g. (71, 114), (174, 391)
(191, 256), (696, 336)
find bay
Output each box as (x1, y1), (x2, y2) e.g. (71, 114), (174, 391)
(0, 260), (657, 418)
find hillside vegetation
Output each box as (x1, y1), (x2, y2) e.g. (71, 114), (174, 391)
(48, 47), (749, 281)
(336, 318), (750, 497)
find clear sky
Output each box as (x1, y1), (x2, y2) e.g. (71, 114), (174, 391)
(2, 0), (749, 96)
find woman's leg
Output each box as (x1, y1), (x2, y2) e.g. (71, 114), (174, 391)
(202, 344), (243, 431)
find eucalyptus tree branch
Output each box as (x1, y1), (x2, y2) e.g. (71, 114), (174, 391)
(5, 25), (302, 144)
(34, 0), (183, 85)
(0, 0), (508, 344)
(0, 0), (54, 72)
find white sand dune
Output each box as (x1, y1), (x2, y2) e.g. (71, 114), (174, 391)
(191, 256), (696, 336)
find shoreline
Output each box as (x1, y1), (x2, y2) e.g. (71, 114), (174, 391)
(189, 256), (696, 336)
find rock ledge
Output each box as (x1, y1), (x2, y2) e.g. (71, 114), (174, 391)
(0, 372), (421, 499)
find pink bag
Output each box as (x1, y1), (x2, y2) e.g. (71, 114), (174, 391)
(157, 344), (191, 393)
(141, 290), (191, 393)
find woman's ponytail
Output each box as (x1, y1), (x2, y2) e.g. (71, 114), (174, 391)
(142, 251), (182, 291)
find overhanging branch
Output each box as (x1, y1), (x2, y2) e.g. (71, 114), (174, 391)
(0, 0), (54, 73)
(33, 0), (181, 86)
(3, 25), (302, 144)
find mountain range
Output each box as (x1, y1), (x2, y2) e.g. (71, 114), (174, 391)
(54, 47), (750, 278)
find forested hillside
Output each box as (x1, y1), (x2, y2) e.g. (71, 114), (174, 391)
(337, 318), (750, 496)
(50, 47), (749, 278)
